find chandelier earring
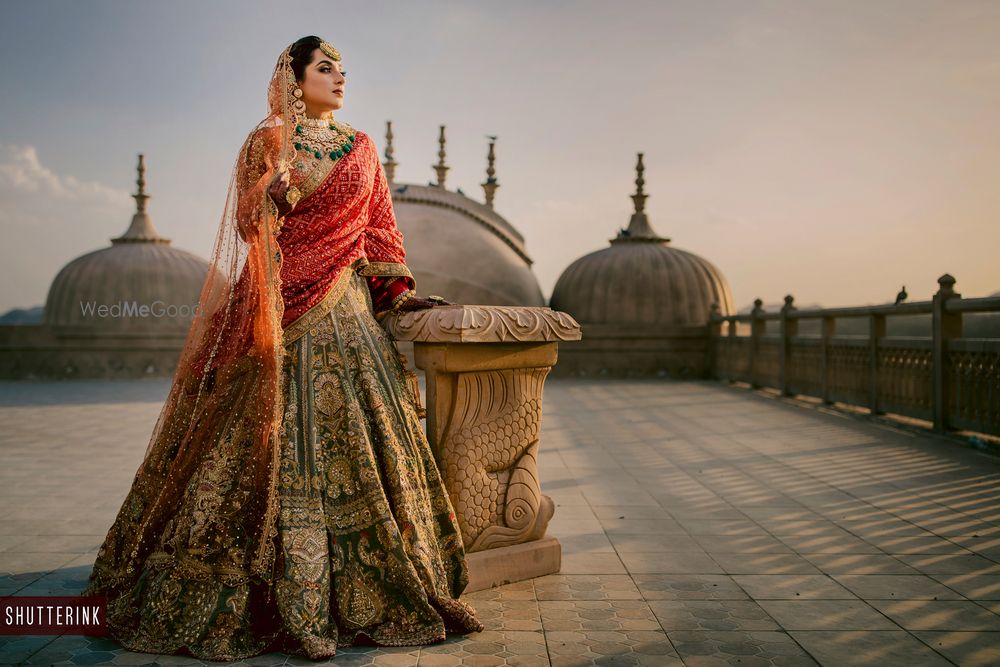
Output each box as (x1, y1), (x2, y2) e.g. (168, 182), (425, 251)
(292, 87), (306, 115)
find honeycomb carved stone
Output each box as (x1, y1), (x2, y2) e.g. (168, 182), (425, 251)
(442, 367), (554, 551)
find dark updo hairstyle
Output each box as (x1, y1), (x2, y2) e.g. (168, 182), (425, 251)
(289, 36), (324, 83)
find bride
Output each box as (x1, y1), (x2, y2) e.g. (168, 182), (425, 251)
(82, 36), (485, 661)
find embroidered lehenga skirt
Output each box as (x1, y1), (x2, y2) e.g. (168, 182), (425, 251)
(269, 266), (484, 657)
(89, 265), (483, 661)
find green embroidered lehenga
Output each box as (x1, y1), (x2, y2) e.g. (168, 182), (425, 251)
(82, 41), (484, 662)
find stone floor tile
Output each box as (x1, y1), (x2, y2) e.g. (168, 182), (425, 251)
(976, 600), (1000, 614)
(631, 574), (750, 601)
(0, 551), (78, 575)
(550, 505), (599, 520)
(799, 553), (918, 575)
(739, 507), (825, 523)
(557, 532), (615, 554)
(0, 535), (32, 552)
(597, 519), (687, 535)
(731, 575), (857, 600)
(867, 535), (973, 555)
(775, 535), (883, 555)
(930, 573), (1000, 600)
(894, 553), (1000, 575)
(756, 600), (899, 631)
(465, 580), (536, 602)
(606, 533), (704, 553)
(546, 517), (603, 537)
(619, 551), (723, 575)
(833, 519), (935, 538)
(660, 507), (749, 522)
(830, 574), (966, 600)
(0, 636), (56, 665)
(538, 600), (662, 633)
(533, 574), (642, 601)
(545, 489), (589, 506)
(590, 505), (672, 521)
(667, 629), (818, 666)
(710, 553), (822, 575)
(416, 655), (465, 667)
(648, 599), (781, 632)
(911, 631), (1000, 666)
(557, 553), (627, 575)
(949, 534), (1000, 559)
(545, 629), (683, 666)
(788, 630), (952, 666)
(866, 600), (1000, 631)
(463, 599), (542, 632)
(5, 535), (103, 554)
(674, 520), (771, 536)
(580, 489), (659, 507)
(693, 534), (795, 554)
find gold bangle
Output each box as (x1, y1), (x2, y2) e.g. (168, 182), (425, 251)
(389, 289), (416, 312)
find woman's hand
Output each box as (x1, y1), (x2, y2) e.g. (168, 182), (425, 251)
(267, 168), (295, 219)
(396, 295), (455, 312)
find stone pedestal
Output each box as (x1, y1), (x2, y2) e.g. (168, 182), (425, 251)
(382, 304), (581, 591)
(465, 537), (563, 591)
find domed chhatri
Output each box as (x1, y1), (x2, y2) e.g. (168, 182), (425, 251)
(548, 153), (735, 378)
(0, 155), (214, 378)
(44, 155), (211, 338)
(380, 122), (545, 309)
(551, 153), (734, 326)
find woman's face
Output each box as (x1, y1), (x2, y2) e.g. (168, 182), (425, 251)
(299, 47), (346, 116)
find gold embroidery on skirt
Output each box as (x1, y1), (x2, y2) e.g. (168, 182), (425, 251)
(83, 263), (483, 663)
(273, 269), (483, 657)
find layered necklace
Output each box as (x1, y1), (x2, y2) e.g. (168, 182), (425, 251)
(292, 115), (356, 166)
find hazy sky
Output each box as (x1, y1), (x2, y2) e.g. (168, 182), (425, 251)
(1, 0), (997, 314)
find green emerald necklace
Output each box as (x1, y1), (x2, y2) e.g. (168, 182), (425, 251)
(293, 116), (356, 163)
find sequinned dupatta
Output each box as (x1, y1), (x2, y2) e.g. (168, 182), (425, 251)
(85, 46), (303, 602)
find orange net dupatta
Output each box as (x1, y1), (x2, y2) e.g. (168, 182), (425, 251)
(85, 47), (300, 602)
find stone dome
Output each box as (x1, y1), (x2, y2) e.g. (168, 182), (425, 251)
(382, 124), (545, 307)
(550, 153), (734, 326)
(44, 155), (211, 338)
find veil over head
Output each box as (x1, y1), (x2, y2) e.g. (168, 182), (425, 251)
(88, 43), (321, 601)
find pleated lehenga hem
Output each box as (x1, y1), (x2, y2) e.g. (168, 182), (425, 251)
(285, 592), (485, 660)
(85, 264), (485, 663)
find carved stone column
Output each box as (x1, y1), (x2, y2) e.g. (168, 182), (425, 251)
(381, 305), (582, 591)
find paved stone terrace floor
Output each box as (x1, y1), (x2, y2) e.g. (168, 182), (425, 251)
(1, 377), (999, 666)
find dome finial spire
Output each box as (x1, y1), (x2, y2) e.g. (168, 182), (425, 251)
(433, 125), (449, 188)
(631, 152), (646, 214)
(113, 154), (169, 245)
(481, 135), (499, 209)
(133, 153), (149, 214)
(610, 152), (669, 245)
(382, 120), (398, 184)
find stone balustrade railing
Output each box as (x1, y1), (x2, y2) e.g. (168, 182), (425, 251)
(709, 274), (1000, 439)
(381, 304), (582, 591)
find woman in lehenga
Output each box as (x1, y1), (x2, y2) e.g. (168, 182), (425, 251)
(82, 36), (485, 661)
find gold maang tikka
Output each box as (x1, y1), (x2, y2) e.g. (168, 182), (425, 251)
(319, 41), (341, 61)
